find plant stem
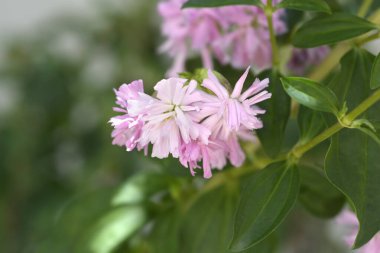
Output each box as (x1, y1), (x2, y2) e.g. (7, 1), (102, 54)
(292, 89), (380, 158)
(357, 31), (380, 46)
(265, 1), (280, 69)
(358, 0), (373, 17)
(308, 43), (351, 82)
(197, 90), (380, 195)
(345, 88), (380, 121)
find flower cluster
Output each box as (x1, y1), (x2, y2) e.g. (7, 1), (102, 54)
(158, 0), (286, 76)
(336, 210), (380, 253)
(110, 68), (271, 178)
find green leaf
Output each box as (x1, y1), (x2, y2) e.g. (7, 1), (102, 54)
(183, 0), (262, 8)
(299, 165), (345, 218)
(112, 172), (173, 206)
(329, 48), (375, 108)
(179, 186), (277, 253)
(148, 208), (181, 253)
(297, 106), (326, 144)
(292, 13), (377, 48)
(370, 53), (380, 89)
(180, 187), (236, 253)
(277, 0), (331, 13)
(88, 206), (147, 253)
(281, 77), (340, 115)
(257, 70), (291, 158)
(326, 129), (380, 248)
(230, 162), (300, 251)
(326, 48), (380, 248)
(356, 126), (380, 145)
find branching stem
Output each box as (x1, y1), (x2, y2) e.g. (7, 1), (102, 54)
(292, 89), (380, 158)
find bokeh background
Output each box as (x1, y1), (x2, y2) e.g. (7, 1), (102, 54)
(0, 0), (378, 253)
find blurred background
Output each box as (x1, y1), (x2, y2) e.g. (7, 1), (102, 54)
(0, 0), (375, 252)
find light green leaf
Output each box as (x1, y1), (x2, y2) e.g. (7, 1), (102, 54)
(292, 13), (377, 48)
(183, 0), (262, 8)
(277, 0), (331, 13)
(299, 165), (345, 218)
(281, 77), (340, 115)
(370, 53), (380, 89)
(89, 206), (147, 253)
(230, 162), (300, 251)
(356, 124), (380, 145)
(112, 172), (173, 206)
(257, 70), (291, 158)
(298, 106), (326, 145)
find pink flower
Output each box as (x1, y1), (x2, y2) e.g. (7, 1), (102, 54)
(109, 80), (145, 151)
(110, 69), (271, 178)
(212, 4), (286, 71)
(158, 0), (287, 75)
(132, 78), (211, 159)
(201, 67), (271, 166)
(287, 46), (330, 75)
(158, 0), (223, 76)
(202, 67), (271, 135)
(336, 210), (380, 253)
(179, 138), (228, 178)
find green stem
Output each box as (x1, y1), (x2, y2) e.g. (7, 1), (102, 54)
(292, 89), (380, 158)
(265, 1), (280, 69)
(196, 89), (380, 196)
(345, 89), (380, 121)
(358, 0), (373, 17)
(357, 31), (380, 46)
(308, 10), (380, 82)
(308, 43), (351, 82)
(307, 33), (379, 82)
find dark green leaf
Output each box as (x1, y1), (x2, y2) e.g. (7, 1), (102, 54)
(230, 162), (300, 251)
(183, 0), (262, 8)
(370, 53), (380, 89)
(326, 48), (380, 248)
(180, 187), (236, 253)
(326, 129), (380, 248)
(112, 172), (173, 206)
(88, 206), (147, 253)
(281, 77), (340, 114)
(257, 70), (291, 158)
(329, 48), (375, 108)
(299, 165), (345, 218)
(297, 106), (326, 144)
(277, 0), (331, 13)
(149, 208), (181, 253)
(180, 186), (277, 253)
(292, 13), (377, 48)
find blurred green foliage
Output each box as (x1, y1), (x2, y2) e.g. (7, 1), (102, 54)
(0, 3), (177, 253)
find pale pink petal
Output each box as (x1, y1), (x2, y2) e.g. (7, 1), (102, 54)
(231, 66), (251, 98)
